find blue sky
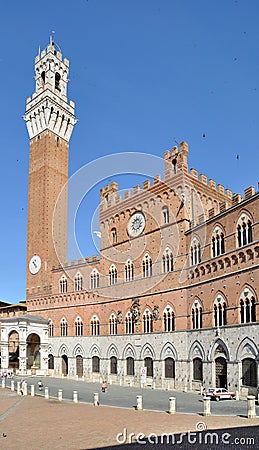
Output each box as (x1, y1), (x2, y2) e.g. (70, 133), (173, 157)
(0, 0), (259, 303)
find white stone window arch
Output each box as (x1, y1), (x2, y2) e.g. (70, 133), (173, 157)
(90, 269), (100, 289)
(162, 247), (174, 273)
(48, 319), (54, 337)
(214, 295), (227, 327)
(74, 272), (83, 292)
(125, 311), (134, 334)
(125, 259), (134, 282)
(60, 317), (68, 337)
(163, 305), (175, 332)
(191, 300), (202, 329)
(190, 238), (201, 266)
(59, 275), (67, 293)
(237, 214), (253, 247)
(143, 308), (153, 333)
(142, 253), (152, 278)
(91, 315), (100, 336)
(211, 226), (225, 257)
(240, 288), (256, 324)
(109, 264), (118, 285)
(109, 313), (117, 335)
(75, 316), (83, 336)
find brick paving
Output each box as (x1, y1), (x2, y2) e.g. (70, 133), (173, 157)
(0, 389), (258, 449)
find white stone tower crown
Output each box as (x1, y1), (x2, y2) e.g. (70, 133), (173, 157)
(24, 37), (76, 142)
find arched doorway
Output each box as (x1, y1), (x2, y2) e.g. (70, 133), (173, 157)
(164, 357), (175, 379)
(215, 357), (227, 388)
(61, 355), (68, 376)
(8, 331), (19, 372)
(110, 356), (117, 374)
(27, 333), (40, 369)
(76, 355), (83, 377)
(48, 354), (54, 370)
(144, 357), (153, 378)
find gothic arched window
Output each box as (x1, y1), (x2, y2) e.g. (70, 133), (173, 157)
(90, 269), (100, 289)
(191, 300), (202, 329)
(143, 254), (152, 278)
(163, 306), (175, 332)
(162, 248), (174, 273)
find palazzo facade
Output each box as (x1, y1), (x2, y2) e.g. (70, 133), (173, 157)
(1, 40), (258, 397)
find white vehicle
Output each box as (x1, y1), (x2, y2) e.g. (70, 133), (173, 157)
(205, 388), (235, 401)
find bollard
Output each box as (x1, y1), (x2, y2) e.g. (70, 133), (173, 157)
(136, 395), (143, 411)
(58, 389), (63, 401)
(73, 390), (78, 403)
(23, 382), (28, 396)
(152, 380), (156, 390)
(11, 380), (15, 392)
(45, 387), (49, 399)
(2, 379), (5, 389)
(247, 395), (256, 419)
(31, 385), (35, 396)
(203, 396), (211, 417)
(17, 381), (21, 396)
(235, 390), (239, 401)
(93, 392), (99, 406)
(168, 397), (176, 414)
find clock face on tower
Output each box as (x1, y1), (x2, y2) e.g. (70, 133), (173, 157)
(29, 255), (41, 275)
(127, 211), (146, 237)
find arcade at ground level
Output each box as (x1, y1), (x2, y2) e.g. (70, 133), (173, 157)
(1, 314), (258, 400)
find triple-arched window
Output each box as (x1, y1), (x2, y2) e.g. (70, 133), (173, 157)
(125, 259), (134, 282)
(59, 275), (68, 293)
(74, 272), (83, 291)
(91, 315), (100, 335)
(75, 316), (83, 336)
(191, 300), (202, 329)
(109, 313), (117, 335)
(60, 317), (68, 337)
(109, 265), (118, 285)
(214, 295), (227, 326)
(143, 254), (152, 277)
(125, 311), (134, 334)
(162, 248), (174, 273)
(237, 215), (253, 247)
(163, 305), (175, 332)
(212, 227), (225, 257)
(90, 269), (100, 289)
(190, 239), (201, 265)
(143, 309), (153, 333)
(240, 289), (256, 323)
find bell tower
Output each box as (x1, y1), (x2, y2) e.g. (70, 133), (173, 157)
(24, 38), (76, 298)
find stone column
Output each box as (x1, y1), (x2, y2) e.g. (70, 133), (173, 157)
(31, 385), (35, 396)
(11, 380), (15, 391)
